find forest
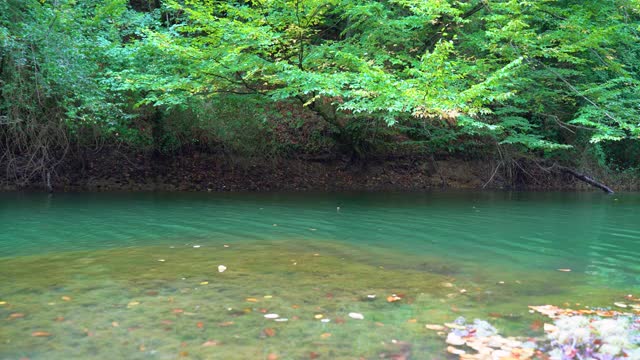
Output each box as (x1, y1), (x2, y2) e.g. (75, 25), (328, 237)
(3, 3), (640, 359)
(1, 0), (640, 191)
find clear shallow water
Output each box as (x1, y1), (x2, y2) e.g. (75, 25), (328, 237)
(0, 191), (639, 359)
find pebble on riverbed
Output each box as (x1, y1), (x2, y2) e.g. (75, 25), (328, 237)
(348, 312), (364, 320)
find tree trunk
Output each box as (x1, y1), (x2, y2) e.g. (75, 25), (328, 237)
(558, 166), (614, 194)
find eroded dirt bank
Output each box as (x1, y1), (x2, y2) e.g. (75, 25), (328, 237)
(2, 152), (637, 192)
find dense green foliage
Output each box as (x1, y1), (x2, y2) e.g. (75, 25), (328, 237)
(1, 0), (640, 184)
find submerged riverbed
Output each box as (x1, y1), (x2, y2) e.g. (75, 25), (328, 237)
(1, 192), (639, 359)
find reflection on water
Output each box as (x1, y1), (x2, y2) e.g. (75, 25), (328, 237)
(0, 191), (639, 359)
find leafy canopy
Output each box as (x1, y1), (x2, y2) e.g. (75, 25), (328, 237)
(2, 0), (639, 157)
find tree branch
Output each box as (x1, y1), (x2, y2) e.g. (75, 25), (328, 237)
(558, 166), (615, 194)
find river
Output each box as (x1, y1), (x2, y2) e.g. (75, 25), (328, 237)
(1, 191), (638, 359)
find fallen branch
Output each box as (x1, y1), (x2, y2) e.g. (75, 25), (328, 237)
(557, 166), (615, 194)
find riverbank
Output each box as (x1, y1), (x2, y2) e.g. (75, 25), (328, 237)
(2, 152), (638, 192)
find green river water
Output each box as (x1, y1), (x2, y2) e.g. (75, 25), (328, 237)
(1, 191), (639, 359)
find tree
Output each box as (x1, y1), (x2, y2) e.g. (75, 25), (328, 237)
(109, 0), (638, 153)
(2, 0), (640, 189)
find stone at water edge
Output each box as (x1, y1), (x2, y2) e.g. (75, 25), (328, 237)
(447, 346), (466, 355)
(543, 323), (558, 333)
(446, 333), (466, 346)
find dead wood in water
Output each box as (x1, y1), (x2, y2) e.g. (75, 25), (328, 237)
(557, 166), (615, 194)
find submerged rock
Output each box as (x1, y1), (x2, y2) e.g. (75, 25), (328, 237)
(348, 312), (364, 320)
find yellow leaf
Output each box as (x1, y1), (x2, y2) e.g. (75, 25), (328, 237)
(425, 324), (445, 331)
(32, 331), (52, 337)
(444, 322), (465, 330)
(387, 294), (402, 302)
(8, 313), (25, 320)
